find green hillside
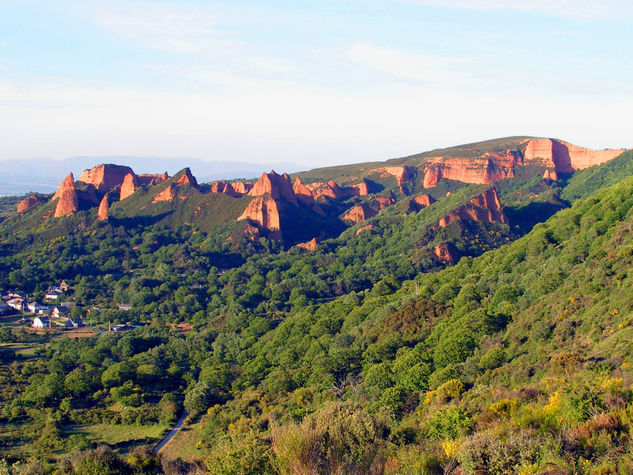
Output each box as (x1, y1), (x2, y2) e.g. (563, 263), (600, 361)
(1, 144), (633, 472)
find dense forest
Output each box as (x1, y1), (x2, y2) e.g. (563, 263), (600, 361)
(1, 143), (633, 473)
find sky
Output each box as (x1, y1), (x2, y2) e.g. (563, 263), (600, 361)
(0, 0), (632, 169)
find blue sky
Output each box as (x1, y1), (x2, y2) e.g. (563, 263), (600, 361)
(0, 0), (631, 168)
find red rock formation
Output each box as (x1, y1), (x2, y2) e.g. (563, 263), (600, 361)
(352, 179), (370, 196)
(232, 181), (253, 194)
(296, 237), (318, 251)
(53, 173), (79, 218)
(370, 166), (414, 185)
(78, 164), (134, 192)
(175, 168), (198, 187)
(211, 180), (240, 197)
(543, 168), (559, 182)
(137, 172), (169, 186)
(238, 197), (283, 240)
(17, 195), (42, 213)
(434, 242), (457, 264)
(343, 204), (377, 224)
(408, 194), (435, 212)
(120, 173), (138, 200)
(422, 153), (518, 188)
(153, 184), (175, 203)
(97, 195), (109, 221)
(438, 188), (508, 228)
(523, 138), (625, 173)
(293, 177), (315, 204)
(249, 171), (297, 205)
(375, 195), (396, 209)
(355, 224), (374, 235)
(307, 180), (364, 200)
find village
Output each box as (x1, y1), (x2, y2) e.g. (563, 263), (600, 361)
(0, 280), (133, 333)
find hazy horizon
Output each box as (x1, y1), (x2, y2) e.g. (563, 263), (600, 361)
(1, 1), (632, 169)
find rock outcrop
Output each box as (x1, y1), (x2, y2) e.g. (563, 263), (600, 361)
(434, 242), (457, 264)
(408, 194), (435, 212)
(152, 184), (176, 203)
(523, 138), (625, 173)
(343, 204), (376, 224)
(249, 171), (297, 205)
(211, 180), (239, 197)
(78, 164), (134, 192)
(370, 166), (414, 185)
(293, 177), (315, 204)
(438, 188), (508, 228)
(543, 168), (559, 182)
(53, 173), (79, 218)
(232, 181), (253, 194)
(97, 195), (109, 221)
(17, 195), (42, 213)
(422, 153), (518, 188)
(120, 173), (138, 200)
(175, 168), (198, 187)
(137, 172), (169, 186)
(296, 237), (318, 251)
(238, 197), (283, 240)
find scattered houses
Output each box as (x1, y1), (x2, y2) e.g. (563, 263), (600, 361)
(118, 304), (132, 311)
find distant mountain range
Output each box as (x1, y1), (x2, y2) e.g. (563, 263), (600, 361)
(0, 156), (302, 196)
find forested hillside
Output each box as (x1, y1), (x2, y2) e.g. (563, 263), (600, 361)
(1, 139), (632, 473)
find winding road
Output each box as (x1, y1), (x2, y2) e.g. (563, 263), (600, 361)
(153, 410), (189, 454)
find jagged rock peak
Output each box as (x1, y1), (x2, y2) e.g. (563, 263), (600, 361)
(17, 195), (42, 213)
(53, 173), (78, 218)
(175, 168), (198, 187)
(248, 170), (297, 205)
(296, 237), (318, 251)
(238, 196), (283, 240)
(120, 173), (138, 201)
(78, 164), (135, 192)
(438, 187), (507, 228)
(97, 195), (109, 221)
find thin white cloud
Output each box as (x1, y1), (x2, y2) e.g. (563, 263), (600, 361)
(93, 2), (233, 54)
(344, 42), (473, 87)
(405, 0), (632, 19)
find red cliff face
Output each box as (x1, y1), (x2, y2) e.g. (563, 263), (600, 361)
(343, 204), (376, 224)
(370, 166), (414, 185)
(152, 184), (176, 203)
(352, 179), (370, 196)
(78, 164), (134, 192)
(238, 197), (283, 240)
(408, 194), (435, 212)
(17, 195), (42, 213)
(249, 171), (297, 205)
(97, 195), (109, 221)
(423, 154), (517, 188)
(296, 237), (318, 251)
(53, 173), (79, 218)
(120, 173), (138, 200)
(438, 188), (508, 228)
(293, 177), (315, 204)
(137, 172), (169, 186)
(523, 138), (625, 173)
(543, 168), (559, 182)
(175, 168), (198, 187)
(232, 181), (253, 194)
(211, 180), (240, 197)
(434, 242), (457, 264)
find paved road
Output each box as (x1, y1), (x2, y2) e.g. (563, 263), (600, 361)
(153, 410), (189, 454)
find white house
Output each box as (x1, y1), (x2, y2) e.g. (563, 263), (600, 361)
(45, 290), (62, 301)
(51, 306), (70, 318)
(33, 317), (51, 328)
(27, 302), (50, 314)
